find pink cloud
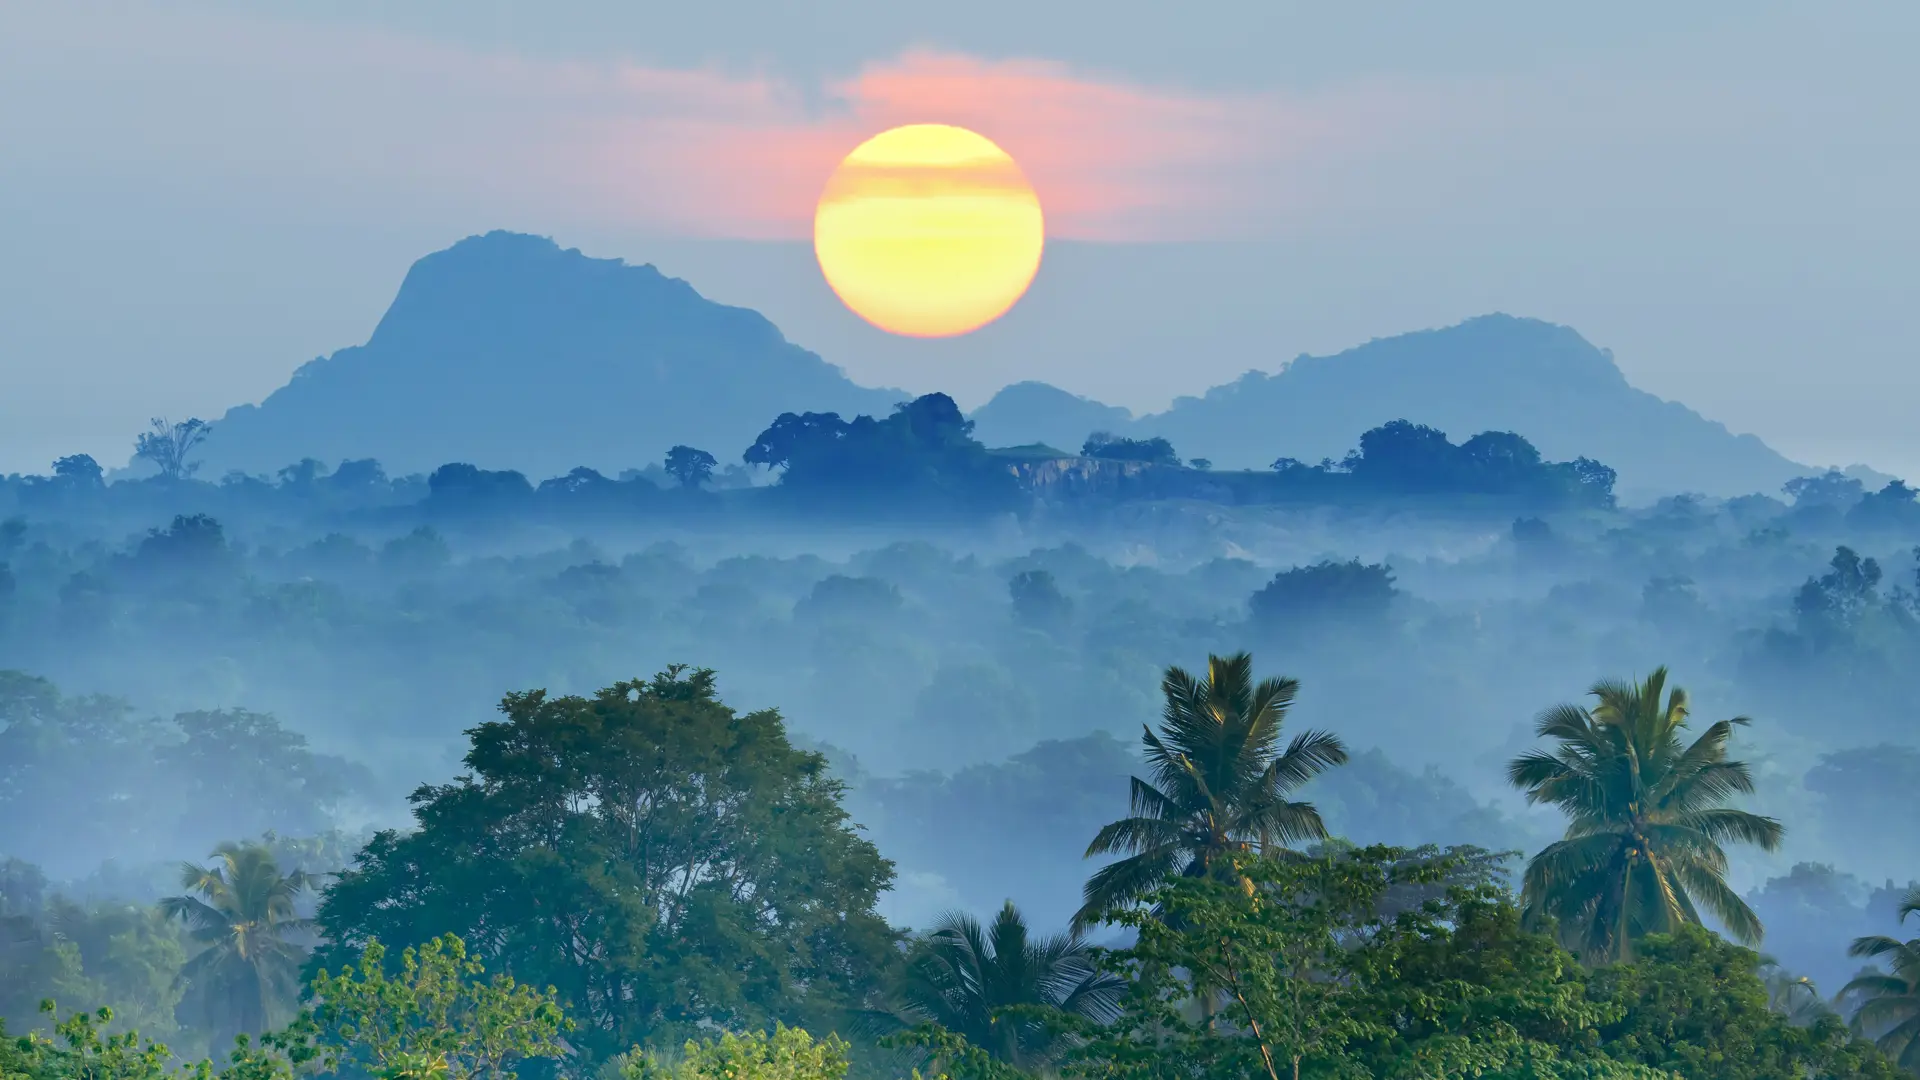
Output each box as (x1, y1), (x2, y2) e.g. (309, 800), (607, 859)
(1, 4), (1463, 240)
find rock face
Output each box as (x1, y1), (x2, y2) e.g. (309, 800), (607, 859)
(203, 232), (906, 478)
(979, 315), (1806, 499)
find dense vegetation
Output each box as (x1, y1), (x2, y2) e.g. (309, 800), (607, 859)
(2, 656), (1913, 1080)
(7, 410), (1920, 1077)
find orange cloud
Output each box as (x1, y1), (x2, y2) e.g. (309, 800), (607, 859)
(2, 5), (1460, 241)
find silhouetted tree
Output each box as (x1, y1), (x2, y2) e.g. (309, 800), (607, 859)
(1081, 432), (1180, 466)
(133, 417), (211, 481)
(51, 454), (104, 489)
(664, 445), (719, 489)
(1248, 560), (1397, 638)
(1008, 569), (1072, 630)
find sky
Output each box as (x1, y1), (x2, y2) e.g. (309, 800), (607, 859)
(1, 1), (1916, 478)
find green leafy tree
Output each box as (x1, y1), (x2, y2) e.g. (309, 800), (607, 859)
(1068, 847), (1608, 1080)
(294, 935), (571, 1080)
(4, 1003), (185, 1080)
(1507, 669), (1784, 962)
(160, 843), (315, 1049)
(1591, 927), (1903, 1080)
(1842, 886), (1920, 1072)
(877, 901), (1120, 1071)
(1076, 652), (1347, 930)
(314, 667), (897, 1060)
(620, 1026), (848, 1080)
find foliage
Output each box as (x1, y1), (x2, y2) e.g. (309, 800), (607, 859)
(620, 1026), (848, 1080)
(1068, 847), (1617, 1080)
(1007, 570), (1071, 631)
(662, 447), (718, 490)
(295, 935), (571, 1080)
(314, 666), (897, 1060)
(1842, 886), (1920, 1072)
(1080, 434), (1180, 467)
(743, 395), (1022, 515)
(1077, 652), (1347, 930)
(1246, 560), (1396, 637)
(1508, 668), (1784, 962)
(134, 419), (211, 482)
(1591, 926), (1904, 1080)
(875, 901), (1120, 1070)
(160, 843), (315, 1048)
(0, 673), (368, 876)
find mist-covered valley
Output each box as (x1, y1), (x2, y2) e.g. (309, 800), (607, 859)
(6, 235), (1920, 1078)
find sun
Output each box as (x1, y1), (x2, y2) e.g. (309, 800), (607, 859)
(813, 124), (1045, 338)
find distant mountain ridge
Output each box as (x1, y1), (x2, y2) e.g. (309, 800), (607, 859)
(204, 231), (906, 478)
(972, 315), (1806, 498)
(204, 232), (1804, 498)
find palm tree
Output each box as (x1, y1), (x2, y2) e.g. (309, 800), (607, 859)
(1506, 668), (1783, 963)
(1075, 652), (1348, 931)
(160, 841), (315, 1047)
(1840, 886), (1920, 1072)
(1758, 957), (1831, 1027)
(884, 901), (1122, 1070)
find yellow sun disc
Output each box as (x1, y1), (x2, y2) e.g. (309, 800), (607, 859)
(814, 124), (1045, 338)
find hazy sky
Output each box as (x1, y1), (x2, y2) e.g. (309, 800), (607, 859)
(2, 1), (1916, 478)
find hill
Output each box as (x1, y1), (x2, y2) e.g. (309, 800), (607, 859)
(969, 381), (1133, 454)
(202, 232), (906, 478)
(975, 315), (1804, 498)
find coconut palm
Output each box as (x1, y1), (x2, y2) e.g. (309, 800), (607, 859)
(1075, 652), (1348, 931)
(1507, 668), (1783, 963)
(1758, 957), (1831, 1027)
(159, 841), (315, 1046)
(1840, 886), (1920, 1072)
(885, 901), (1122, 1070)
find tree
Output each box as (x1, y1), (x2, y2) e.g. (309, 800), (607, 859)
(1792, 546), (1885, 645)
(1593, 926), (1903, 1080)
(878, 901), (1121, 1071)
(314, 666), (898, 1059)
(1842, 886), (1920, 1072)
(296, 935), (571, 1080)
(663, 446), (719, 489)
(1246, 560), (1397, 638)
(1080, 433), (1179, 466)
(1075, 652), (1348, 930)
(133, 418), (211, 481)
(1008, 569), (1072, 630)
(51, 454), (105, 489)
(744, 395), (1021, 515)
(623, 1026), (849, 1080)
(1066, 847), (1633, 1080)
(160, 842), (315, 1048)
(1507, 669), (1784, 963)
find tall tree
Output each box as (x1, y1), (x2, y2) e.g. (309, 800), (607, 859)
(1507, 668), (1784, 963)
(314, 666), (897, 1060)
(1842, 886), (1920, 1073)
(133, 417), (211, 481)
(1075, 652), (1348, 931)
(160, 842), (315, 1048)
(880, 901), (1121, 1071)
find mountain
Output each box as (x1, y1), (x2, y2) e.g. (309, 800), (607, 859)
(203, 232), (906, 479)
(978, 315), (1805, 499)
(969, 381), (1133, 454)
